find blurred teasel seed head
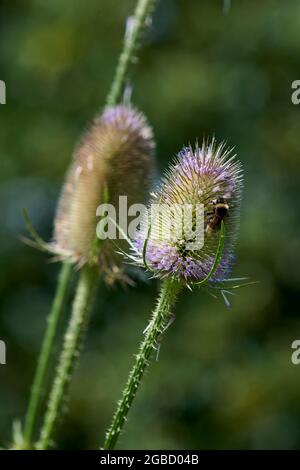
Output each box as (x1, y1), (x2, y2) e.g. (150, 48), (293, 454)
(133, 140), (243, 283)
(53, 105), (155, 284)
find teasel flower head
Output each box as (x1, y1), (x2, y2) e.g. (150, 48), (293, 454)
(53, 105), (155, 284)
(132, 140), (243, 284)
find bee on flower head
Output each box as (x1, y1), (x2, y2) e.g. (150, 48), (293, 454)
(206, 196), (229, 235)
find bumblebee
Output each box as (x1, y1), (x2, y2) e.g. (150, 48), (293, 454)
(206, 197), (229, 234)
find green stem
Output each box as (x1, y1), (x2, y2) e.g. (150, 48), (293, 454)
(106, 0), (157, 107)
(22, 262), (73, 449)
(36, 265), (98, 450)
(103, 278), (181, 450)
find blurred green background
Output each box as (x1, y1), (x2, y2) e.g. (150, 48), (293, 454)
(0, 0), (300, 450)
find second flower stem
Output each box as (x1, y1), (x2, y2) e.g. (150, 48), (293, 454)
(23, 261), (73, 449)
(36, 265), (98, 450)
(103, 278), (181, 450)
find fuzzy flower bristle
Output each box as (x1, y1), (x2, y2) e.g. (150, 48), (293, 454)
(53, 105), (155, 283)
(132, 140), (243, 283)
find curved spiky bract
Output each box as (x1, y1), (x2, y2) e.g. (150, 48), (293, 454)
(133, 140), (243, 283)
(53, 105), (155, 283)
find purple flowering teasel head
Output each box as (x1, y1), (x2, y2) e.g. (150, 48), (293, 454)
(53, 105), (155, 284)
(132, 140), (243, 283)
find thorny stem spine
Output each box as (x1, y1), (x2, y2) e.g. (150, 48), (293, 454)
(103, 278), (181, 450)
